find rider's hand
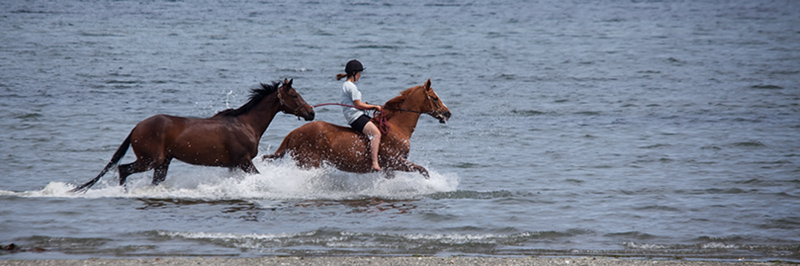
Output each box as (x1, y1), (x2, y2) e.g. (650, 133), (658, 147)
(374, 105), (382, 112)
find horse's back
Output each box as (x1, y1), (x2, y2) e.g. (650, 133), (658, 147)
(131, 114), (180, 136)
(289, 121), (354, 135)
(136, 114), (190, 126)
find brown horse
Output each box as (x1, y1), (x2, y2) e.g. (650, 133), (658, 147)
(71, 78), (315, 192)
(263, 79), (450, 178)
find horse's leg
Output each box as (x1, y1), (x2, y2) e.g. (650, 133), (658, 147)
(118, 160), (152, 186)
(118, 150), (164, 186)
(152, 157), (172, 186)
(387, 158), (430, 179)
(261, 151), (283, 161)
(238, 159), (260, 174)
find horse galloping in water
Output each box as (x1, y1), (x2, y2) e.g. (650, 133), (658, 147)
(263, 79), (450, 178)
(71, 78), (315, 192)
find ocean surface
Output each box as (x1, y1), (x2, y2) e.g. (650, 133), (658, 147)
(1, 0), (799, 261)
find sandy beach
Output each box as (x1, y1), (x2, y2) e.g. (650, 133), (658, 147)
(0, 257), (776, 266)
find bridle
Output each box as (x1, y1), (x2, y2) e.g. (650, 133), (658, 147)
(276, 88), (306, 117)
(385, 94), (441, 117)
(311, 93), (443, 134)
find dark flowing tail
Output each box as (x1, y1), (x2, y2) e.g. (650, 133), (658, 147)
(70, 133), (132, 193)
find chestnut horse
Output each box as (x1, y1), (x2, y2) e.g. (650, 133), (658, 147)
(263, 79), (450, 178)
(71, 78), (315, 192)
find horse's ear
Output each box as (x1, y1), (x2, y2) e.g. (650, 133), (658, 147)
(283, 78), (289, 86)
(288, 78), (293, 86)
(424, 79), (431, 90)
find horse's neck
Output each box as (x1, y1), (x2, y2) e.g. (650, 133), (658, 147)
(385, 90), (429, 138)
(237, 94), (281, 135)
(386, 108), (422, 138)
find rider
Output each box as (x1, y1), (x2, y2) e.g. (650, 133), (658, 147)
(336, 59), (383, 172)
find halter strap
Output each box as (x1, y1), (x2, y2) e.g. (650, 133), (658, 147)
(277, 89), (305, 116)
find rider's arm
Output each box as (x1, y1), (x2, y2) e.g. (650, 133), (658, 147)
(352, 100), (382, 112)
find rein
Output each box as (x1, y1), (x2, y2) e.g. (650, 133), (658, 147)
(312, 102), (426, 114)
(311, 103), (426, 134)
(312, 102), (364, 109)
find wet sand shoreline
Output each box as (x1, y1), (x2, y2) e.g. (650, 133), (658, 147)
(0, 256), (776, 265)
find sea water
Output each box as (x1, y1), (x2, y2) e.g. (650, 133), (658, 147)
(1, 0), (798, 261)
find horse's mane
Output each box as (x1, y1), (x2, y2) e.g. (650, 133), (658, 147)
(376, 85), (420, 121)
(213, 82), (279, 118)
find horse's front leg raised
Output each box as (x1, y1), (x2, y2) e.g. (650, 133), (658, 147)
(386, 157), (430, 179)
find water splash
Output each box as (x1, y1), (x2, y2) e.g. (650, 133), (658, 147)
(1, 160), (459, 200)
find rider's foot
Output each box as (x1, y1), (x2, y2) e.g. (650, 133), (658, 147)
(371, 164), (382, 172)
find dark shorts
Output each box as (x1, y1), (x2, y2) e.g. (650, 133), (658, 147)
(349, 114), (372, 133)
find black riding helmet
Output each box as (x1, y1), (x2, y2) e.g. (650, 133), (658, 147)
(345, 59), (365, 75)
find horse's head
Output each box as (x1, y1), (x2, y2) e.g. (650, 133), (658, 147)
(419, 79), (451, 124)
(277, 78), (315, 121)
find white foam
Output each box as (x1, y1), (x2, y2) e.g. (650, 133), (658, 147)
(158, 230), (516, 250)
(2, 159), (459, 200)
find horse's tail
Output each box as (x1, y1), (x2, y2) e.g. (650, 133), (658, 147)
(70, 132), (132, 193)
